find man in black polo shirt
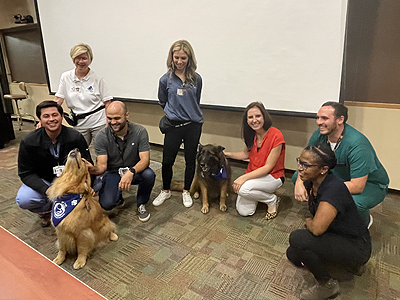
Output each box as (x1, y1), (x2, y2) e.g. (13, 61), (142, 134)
(16, 101), (92, 226)
(89, 101), (155, 222)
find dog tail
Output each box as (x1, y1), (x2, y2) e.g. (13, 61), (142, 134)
(170, 180), (184, 192)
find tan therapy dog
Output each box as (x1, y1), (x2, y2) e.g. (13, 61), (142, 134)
(47, 148), (118, 269)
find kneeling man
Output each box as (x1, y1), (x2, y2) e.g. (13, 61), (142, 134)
(293, 101), (389, 227)
(16, 101), (92, 227)
(89, 101), (155, 222)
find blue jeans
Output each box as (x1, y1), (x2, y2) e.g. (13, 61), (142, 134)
(98, 167), (156, 211)
(16, 180), (52, 214)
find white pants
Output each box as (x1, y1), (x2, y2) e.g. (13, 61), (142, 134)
(236, 174), (283, 216)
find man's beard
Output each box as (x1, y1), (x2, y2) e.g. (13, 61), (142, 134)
(110, 120), (127, 133)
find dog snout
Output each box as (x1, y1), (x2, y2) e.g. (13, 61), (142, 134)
(200, 163), (209, 173)
(68, 148), (79, 157)
(68, 148), (81, 161)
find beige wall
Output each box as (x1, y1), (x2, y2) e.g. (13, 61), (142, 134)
(130, 102), (400, 190)
(346, 105), (399, 190)
(12, 82), (399, 190)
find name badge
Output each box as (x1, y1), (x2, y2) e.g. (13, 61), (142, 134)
(53, 165), (65, 177)
(118, 167), (129, 177)
(177, 89), (186, 96)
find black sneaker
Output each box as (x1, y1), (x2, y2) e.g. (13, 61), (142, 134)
(300, 278), (339, 300)
(138, 204), (150, 222)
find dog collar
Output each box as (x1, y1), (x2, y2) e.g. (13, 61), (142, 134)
(52, 194), (83, 227)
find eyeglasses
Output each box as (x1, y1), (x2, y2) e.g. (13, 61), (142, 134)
(296, 157), (319, 170)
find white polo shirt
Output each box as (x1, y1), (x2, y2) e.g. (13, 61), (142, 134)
(55, 69), (113, 130)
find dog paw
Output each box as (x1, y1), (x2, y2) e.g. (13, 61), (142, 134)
(110, 232), (118, 241)
(53, 252), (66, 265)
(73, 259), (87, 269)
(193, 192), (200, 199)
(220, 204), (227, 212)
(53, 256), (65, 265)
(201, 205), (209, 214)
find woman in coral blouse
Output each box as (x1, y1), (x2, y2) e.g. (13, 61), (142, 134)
(225, 102), (285, 219)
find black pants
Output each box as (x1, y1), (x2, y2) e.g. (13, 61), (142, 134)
(162, 122), (202, 191)
(286, 229), (371, 282)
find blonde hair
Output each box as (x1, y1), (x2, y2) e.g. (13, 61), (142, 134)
(70, 43), (93, 61)
(166, 40), (197, 84)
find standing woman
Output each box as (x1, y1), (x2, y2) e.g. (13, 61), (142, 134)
(287, 143), (371, 300)
(54, 43), (113, 146)
(153, 40), (203, 208)
(224, 102), (285, 219)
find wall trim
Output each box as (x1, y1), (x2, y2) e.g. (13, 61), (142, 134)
(345, 101), (400, 109)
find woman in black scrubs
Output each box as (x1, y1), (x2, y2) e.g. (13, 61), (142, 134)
(287, 143), (371, 300)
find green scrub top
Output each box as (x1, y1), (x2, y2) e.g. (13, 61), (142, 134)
(308, 124), (389, 189)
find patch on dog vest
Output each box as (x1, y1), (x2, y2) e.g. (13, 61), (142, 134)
(211, 167), (227, 180)
(52, 194), (83, 227)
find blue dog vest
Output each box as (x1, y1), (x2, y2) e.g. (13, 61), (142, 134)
(52, 194), (83, 227)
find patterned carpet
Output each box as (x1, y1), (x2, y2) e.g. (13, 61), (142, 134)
(0, 121), (399, 300)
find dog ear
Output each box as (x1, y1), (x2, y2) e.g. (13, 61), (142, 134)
(217, 145), (227, 166)
(197, 144), (203, 152)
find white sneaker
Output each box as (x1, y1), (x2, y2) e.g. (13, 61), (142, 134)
(182, 191), (193, 208)
(152, 190), (171, 206)
(367, 214), (373, 229)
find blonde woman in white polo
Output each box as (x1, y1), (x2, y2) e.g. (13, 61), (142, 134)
(54, 43), (113, 146)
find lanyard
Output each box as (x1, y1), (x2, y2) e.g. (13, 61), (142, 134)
(113, 127), (129, 164)
(329, 127), (345, 152)
(49, 142), (60, 159)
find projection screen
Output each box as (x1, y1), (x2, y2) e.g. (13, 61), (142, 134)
(36, 0), (348, 114)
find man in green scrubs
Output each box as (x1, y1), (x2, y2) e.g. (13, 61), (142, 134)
(293, 101), (389, 227)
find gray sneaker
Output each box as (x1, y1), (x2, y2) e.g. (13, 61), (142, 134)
(138, 204), (150, 222)
(300, 278), (339, 300)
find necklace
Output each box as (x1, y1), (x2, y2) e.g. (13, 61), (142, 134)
(256, 129), (268, 147)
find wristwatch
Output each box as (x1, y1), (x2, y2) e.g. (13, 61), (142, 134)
(129, 167), (136, 176)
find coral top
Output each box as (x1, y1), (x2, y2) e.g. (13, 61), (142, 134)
(245, 127), (285, 179)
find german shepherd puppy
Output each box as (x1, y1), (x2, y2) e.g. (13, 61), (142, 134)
(47, 149), (118, 269)
(191, 144), (232, 214)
